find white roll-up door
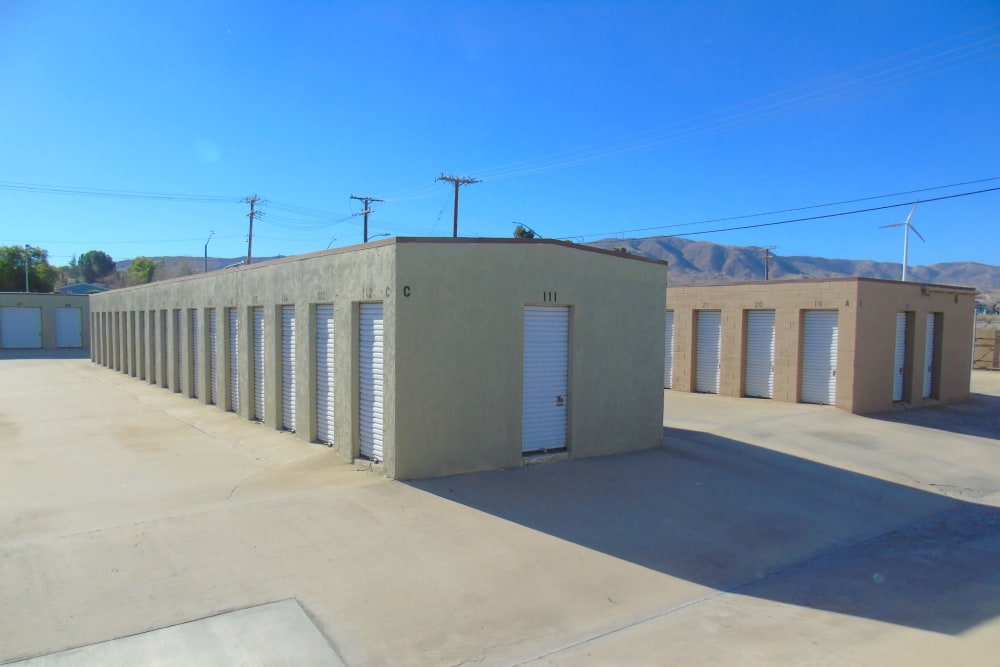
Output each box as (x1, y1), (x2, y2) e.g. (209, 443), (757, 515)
(281, 305), (296, 431)
(148, 311), (157, 384)
(1, 307), (42, 349)
(228, 308), (240, 412)
(208, 308), (217, 405)
(663, 311), (674, 389)
(893, 312), (907, 402)
(522, 305), (569, 453)
(191, 310), (199, 399)
(359, 303), (385, 461)
(800, 310), (838, 405)
(160, 310), (168, 388)
(55, 308), (83, 348)
(744, 310), (775, 398)
(695, 311), (722, 394)
(923, 313), (937, 399)
(252, 306), (265, 422)
(174, 310), (182, 393)
(315, 305), (335, 445)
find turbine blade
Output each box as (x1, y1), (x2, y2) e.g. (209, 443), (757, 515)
(879, 223), (905, 229)
(910, 224), (926, 243)
(904, 203), (918, 225)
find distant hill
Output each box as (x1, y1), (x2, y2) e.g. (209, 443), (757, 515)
(115, 256), (284, 281)
(588, 236), (1000, 300)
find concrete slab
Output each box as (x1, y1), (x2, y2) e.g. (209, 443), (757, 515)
(2, 359), (999, 666)
(6, 599), (345, 666)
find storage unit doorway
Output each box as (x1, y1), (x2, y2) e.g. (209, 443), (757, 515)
(923, 313), (940, 399)
(695, 310), (721, 394)
(1, 307), (42, 348)
(55, 307), (83, 348)
(522, 305), (569, 454)
(744, 310), (775, 398)
(252, 306), (265, 421)
(359, 302), (385, 461)
(227, 308), (240, 413)
(800, 310), (838, 405)
(208, 308), (218, 405)
(663, 310), (674, 389)
(893, 312), (909, 402)
(281, 305), (296, 431)
(315, 305), (335, 445)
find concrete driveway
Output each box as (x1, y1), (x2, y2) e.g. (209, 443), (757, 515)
(1, 356), (999, 665)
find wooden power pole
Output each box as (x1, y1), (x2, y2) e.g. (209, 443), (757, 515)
(437, 174), (479, 237)
(350, 195), (384, 242)
(245, 195), (261, 265)
(761, 246), (777, 280)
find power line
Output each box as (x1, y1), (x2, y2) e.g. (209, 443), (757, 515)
(0, 180), (241, 203)
(580, 175), (1000, 239)
(643, 186), (1000, 240)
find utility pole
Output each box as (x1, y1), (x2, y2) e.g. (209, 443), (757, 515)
(350, 195), (384, 243)
(437, 174), (480, 237)
(24, 245), (30, 293)
(245, 195), (261, 265)
(761, 246), (777, 281)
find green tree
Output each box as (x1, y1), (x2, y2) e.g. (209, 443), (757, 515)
(125, 256), (158, 285)
(78, 250), (115, 282)
(513, 224), (536, 239)
(0, 245), (60, 292)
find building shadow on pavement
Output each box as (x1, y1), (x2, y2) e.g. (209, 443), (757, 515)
(866, 391), (1000, 440)
(0, 349), (90, 360)
(409, 428), (1000, 635)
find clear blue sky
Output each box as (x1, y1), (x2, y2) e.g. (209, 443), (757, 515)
(2, 1), (998, 267)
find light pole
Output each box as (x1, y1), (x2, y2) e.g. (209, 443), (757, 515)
(204, 231), (215, 273)
(367, 233), (390, 242)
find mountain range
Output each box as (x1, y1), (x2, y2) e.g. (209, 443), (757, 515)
(115, 238), (1000, 302)
(587, 236), (1000, 301)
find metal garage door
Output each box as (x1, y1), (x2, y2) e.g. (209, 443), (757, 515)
(315, 305), (335, 445)
(160, 310), (168, 388)
(359, 303), (384, 461)
(695, 311), (722, 394)
(174, 310), (182, 393)
(228, 308), (240, 412)
(55, 307), (83, 348)
(208, 309), (217, 405)
(191, 310), (199, 399)
(281, 305), (296, 431)
(148, 311), (157, 384)
(0, 307), (41, 348)
(252, 306), (265, 422)
(522, 305), (569, 453)
(663, 311), (674, 389)
(801, 310), (838, 405)
(893, 312), (907, 402)
(923, 313), (938, 399)
(744, 310), (775, 398)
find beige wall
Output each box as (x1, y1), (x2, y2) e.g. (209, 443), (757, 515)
(392, 240), (666, 479)
(666, 278), (975, 414)
(90, 239), (666, 480)
(0, 292), (90, 350)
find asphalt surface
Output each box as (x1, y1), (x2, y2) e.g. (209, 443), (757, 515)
(1, 353), (998, 666)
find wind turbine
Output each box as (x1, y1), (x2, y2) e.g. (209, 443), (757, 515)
(879, 202), (925, 281)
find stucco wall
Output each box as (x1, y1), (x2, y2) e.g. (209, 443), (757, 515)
(89, 239), (667, 480)
(853, 280), (975, 413)
(666, 278), (975, 413)
(0, 292), (90, 350)
(392, 240), (666, 479)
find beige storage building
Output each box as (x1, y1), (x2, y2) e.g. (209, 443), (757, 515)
(665, 278), (976, 414)
(88, 238), (667, 480)
(0, 292), (90, 351)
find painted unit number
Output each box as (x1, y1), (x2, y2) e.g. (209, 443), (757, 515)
(543, 291), (558, 302)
